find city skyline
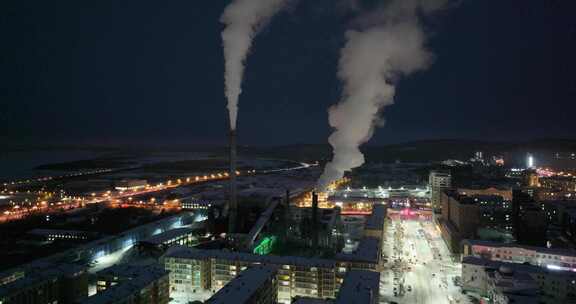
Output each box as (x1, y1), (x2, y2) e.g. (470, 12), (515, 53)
(2, 1), (576, 303)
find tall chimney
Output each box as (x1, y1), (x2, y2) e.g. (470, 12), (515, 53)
(312, 192), (319, 249)
(228, 130), (238, 234)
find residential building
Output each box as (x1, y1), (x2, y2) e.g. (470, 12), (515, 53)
(462, 239), (576, 270)
(163, 247), (339, 304)
(163, 242), (381, 304)
(204, 265), (278, 304)
(429, 171), (451, 212)
(0, 262), (87, 304)
(462, 256), (576, 304)
(334, 270), (379, 304)
(457, 187), (513, 201)
(81, 265), (169, 304)
(439, 191), (513, 253)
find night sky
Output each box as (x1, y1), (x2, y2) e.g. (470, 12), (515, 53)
(2, 0), (576, 146)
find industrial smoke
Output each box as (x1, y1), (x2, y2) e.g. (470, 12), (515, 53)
(318, 0), (450, 190)
(221, 0), (288, 130)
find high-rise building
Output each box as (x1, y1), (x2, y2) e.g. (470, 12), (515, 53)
(527, 153), (535, 169)
(429, 171), (452, 212)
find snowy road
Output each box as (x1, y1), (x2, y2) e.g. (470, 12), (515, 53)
(380, 217), (470, 304)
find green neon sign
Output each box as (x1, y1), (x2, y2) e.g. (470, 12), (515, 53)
(253, 236), (277, 255)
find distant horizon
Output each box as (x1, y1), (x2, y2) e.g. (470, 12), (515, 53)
(5, 137), (576, 150)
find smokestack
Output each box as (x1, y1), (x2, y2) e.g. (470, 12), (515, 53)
(221, 0), (289, 131)
(317, 0), (453, 190)
(312, 192), (319, 249)
(228, 130), (238, 234)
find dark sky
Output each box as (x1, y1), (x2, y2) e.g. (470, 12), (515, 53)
(1, 0), (576, 146)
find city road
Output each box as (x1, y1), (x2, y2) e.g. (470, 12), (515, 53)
(380, 216), (470, 304)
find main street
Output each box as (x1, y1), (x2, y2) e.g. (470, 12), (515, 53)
(380, 214), (470, 304)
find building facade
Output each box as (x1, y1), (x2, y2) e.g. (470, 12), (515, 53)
(429, 171), (451, 212)
(462, 256), (576, 304)
(439, 191), (514, 253)
(204, 265), (278, 304)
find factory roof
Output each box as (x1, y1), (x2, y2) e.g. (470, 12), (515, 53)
(205, 265), (278, 304)
(81, 266), (168, 304)
(165, 246), (336, 268)
(27, 228), (95, 236)
(335, 270), (380, 304)
(96, 264), (165, 280)
(364, 205), (386, 231)
(140, 227), (195, 246)
(336, 237), (380, 264)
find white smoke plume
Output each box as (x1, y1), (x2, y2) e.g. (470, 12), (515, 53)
(221, 0), (289, 130)
(318, 0), (450, 190)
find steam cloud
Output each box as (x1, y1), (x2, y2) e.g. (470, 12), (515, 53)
(318, 0), (450, 190)
(221, 0), (288, 130)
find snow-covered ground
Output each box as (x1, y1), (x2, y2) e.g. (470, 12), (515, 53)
(380, 217), (471, 304)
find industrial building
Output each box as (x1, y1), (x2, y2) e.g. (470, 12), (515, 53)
(138, 227), (201, 252)
(114, 179), (148, 191)
(27, 228), (98, 242)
